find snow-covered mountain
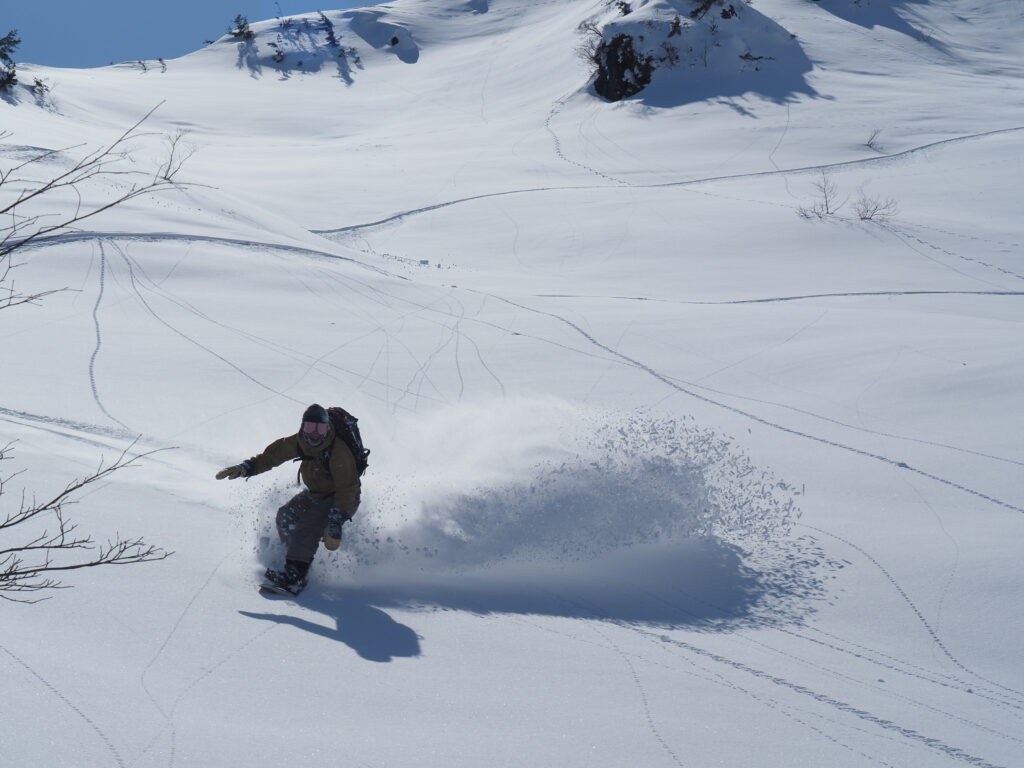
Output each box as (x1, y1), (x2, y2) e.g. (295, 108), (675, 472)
(2, 1), (1023, 766)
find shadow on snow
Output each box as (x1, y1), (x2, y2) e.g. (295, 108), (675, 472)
(239, 530), (835, 662)
(241, 594), (422, 663)
(812, 0), (953, 56)
(334, 533), (832, 629)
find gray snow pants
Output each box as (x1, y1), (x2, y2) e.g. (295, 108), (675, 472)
(275, 491), (333, 564)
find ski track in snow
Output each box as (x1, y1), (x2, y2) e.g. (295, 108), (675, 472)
(18, 231), (405, 280)
(111, 241), (306, 409)
(550, 590), (1014, 768)
(0, 406), (137, 449)
(479, 292), (1024, 516)
(703, 612), (1023, 745)
(562, 593), (1014, 768)
(893, 470), (965, 696)
(768, 102), (795, 199)
(89, 243), (132, 432)
(316, 183), (598, 235)
(534, 290), (1024, 305)
(799, 522), (1024, 707)
(0, 642), (127, 768)
(314, 125), (1024, 235)
(652, 565), (1024, 743)
(532, 293), (1024, 469)
(642, 625), (1011, 768)
(584, 620), (687, 768)
(109, 248), (435, 421)
(132, 552), (235, 768)
(679, 378), (1024, 470)
(24, 129), (1015, 296)
(393, 298), (461, 411)
(663, 579), (1024, 720)
(133, 621), (280, 768)
(508, 611), (906, 767)
(652, 125), (1024, 191)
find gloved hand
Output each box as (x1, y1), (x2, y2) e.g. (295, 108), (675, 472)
(323, 507), (351, 551)
(330, 507), (355, 523)
(215, 461), (252, 480)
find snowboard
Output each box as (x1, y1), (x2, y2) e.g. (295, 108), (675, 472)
(259, 581), (303, 598)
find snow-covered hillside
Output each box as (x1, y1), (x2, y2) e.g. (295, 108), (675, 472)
(2, 1), (1023, 766)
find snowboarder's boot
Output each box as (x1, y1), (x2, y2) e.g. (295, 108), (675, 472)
(262, 561), (308, 596)
(323, 508), (346, 551)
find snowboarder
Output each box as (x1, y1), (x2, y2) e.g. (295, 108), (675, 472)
(216, 403), (361, 595)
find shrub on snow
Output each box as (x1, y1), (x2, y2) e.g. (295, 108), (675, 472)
(580, 0), (800, 102)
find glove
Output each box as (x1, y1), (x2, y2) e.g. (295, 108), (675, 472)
(330, 507), (355, 523)
(215, 461), (252, 480)
(323, 507), (351, 551)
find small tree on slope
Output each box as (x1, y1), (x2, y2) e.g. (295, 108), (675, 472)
(0, 30), (20, 91)
(229, 14), (255, 40)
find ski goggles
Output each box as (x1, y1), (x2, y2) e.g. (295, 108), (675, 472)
(302, 421), (329, 436)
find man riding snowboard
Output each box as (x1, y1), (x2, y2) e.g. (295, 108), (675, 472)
(216, 404), (361, 595)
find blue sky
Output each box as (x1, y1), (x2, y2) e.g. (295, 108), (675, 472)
(4, 1), (369, 68)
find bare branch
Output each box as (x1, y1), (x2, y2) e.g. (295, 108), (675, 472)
(1, 103), (193, 290)
(796, 170), (847, 220)
(0, 442), (173, 602)
(576, 20), (603, 65)
(854, 190), (899, 222)
(865, 127), (883, 152)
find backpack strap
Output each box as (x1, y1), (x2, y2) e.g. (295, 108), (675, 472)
(292, 434), (337, 485)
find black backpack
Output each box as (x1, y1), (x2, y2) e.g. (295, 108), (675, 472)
(325, 406), (371, 477)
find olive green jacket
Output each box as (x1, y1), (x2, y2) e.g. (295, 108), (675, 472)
(246, 429), (361, 513)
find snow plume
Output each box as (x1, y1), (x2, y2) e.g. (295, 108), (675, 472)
(295, 400), (818, 626)
(357, 401), (800, 566)
(240, 398), (819, 625)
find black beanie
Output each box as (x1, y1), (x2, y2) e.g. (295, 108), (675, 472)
(302, 404), (329, 423)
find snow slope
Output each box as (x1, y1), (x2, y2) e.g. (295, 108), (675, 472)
(2, 0), (1023, 766)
